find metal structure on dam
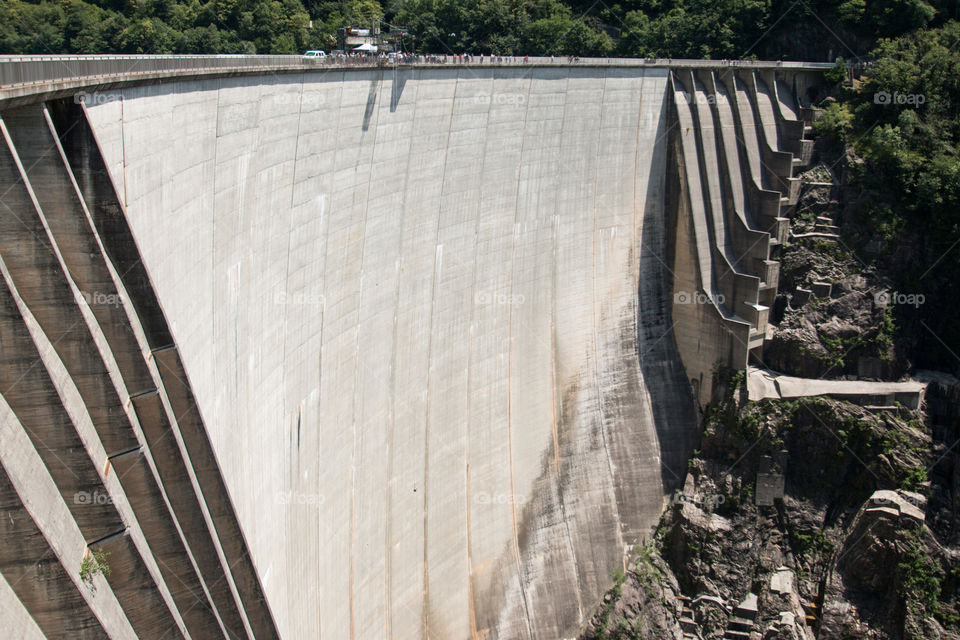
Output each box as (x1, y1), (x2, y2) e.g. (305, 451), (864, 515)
(0, 55), (827, 639)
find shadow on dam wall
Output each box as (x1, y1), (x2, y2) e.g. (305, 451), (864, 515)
(638, 88), (701, 492)
(0, 62), (734, 640)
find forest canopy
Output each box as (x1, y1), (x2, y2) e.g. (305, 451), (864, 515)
(1, 0), (958, 59)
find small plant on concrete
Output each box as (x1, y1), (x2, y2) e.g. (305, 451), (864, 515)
(79, 548), (111, 585)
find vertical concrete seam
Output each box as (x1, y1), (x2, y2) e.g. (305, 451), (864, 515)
(505, 68), (534, 640)
(315, 70), (346, 640)
(282, 72), (306, 422)
(349, 70), (381, 640)
(218, 79), (259, 640)
(421, 66), (462, 640)
(587, 70), (627, 570)
(385, 66), (421, 640)
(551, 66), (585, 629)
(464, 66), (496, 640)
(120, 93), (128, 207)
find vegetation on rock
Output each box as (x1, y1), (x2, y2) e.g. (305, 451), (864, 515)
(819, 22), (960, 373)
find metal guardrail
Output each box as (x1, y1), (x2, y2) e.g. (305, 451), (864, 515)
(0, 54), (833, 94)
(0, 54), (300, 87)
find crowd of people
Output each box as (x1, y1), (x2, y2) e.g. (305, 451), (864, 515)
(313, 51), (804, 67)
(307, 53), (794, 68)
(310, 52), (586, 66)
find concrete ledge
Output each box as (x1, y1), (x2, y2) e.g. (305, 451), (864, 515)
(747, 366), (927, 409)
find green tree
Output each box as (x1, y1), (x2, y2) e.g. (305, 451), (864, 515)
(832, 21), (960, 370)
(64, 1), (110, 52)
(119, 16), (179, 52)
(0, 1), (68, 53)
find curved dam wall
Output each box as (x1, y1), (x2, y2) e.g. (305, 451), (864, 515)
(82, 66), (700, 639)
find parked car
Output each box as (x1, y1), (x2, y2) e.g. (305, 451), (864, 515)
(302, 50), (327, 60)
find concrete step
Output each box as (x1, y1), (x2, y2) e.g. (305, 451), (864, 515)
(729, 615), (753, 631)
(733, 593), (759, 620)
(791, 231), (839, 240)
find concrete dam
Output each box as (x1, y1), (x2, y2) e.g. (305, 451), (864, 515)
(0, 57), (825, 639)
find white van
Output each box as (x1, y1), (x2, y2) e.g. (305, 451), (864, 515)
(302, 50), (327, 60)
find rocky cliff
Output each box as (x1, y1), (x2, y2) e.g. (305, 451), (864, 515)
(579, 147), (960, 639)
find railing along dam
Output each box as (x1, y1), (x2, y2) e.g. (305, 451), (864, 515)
(0, 56), (826, 640)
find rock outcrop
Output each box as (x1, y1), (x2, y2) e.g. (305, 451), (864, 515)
(579, 388), (960, 640)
